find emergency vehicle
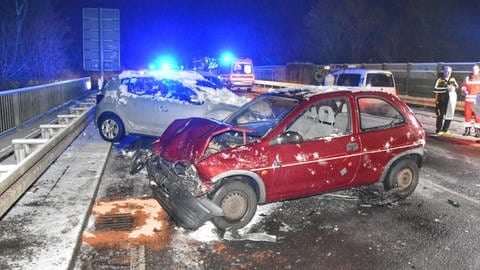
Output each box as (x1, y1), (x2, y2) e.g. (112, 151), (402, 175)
(218, 58), (255, 91)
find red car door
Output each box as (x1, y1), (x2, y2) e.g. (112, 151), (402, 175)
(353, 95), (411, 186)
(261, 95), (362, 202)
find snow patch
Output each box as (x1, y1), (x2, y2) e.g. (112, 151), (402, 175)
(295, 153), (307, 162)
(180, 202), (282, 244)
(187, 222), (220, 242)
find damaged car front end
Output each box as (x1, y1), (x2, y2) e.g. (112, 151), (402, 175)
(146, 155), (223, 230)
(130, 117), (259, 230)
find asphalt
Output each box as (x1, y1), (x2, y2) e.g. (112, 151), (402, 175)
(412, 105), (480, 144)
(0, 103), (478, 270)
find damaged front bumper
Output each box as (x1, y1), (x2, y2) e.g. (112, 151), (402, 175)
(146, 157), (223, 230)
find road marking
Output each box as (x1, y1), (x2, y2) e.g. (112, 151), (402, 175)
(130, 245), (146, 270)
(422, 179), (480, 206)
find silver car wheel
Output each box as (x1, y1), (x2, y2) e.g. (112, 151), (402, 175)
(101, 119), (119, 140)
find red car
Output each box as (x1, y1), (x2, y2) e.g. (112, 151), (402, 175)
(132, 87), (426, 230)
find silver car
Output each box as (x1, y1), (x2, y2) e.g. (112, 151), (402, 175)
(95, 70), (250, 142)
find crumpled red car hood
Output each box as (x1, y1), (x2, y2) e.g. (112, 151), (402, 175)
(155, 117), (231, 162)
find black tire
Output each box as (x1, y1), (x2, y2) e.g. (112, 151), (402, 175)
(384, 159), (419, 199)
(129, 149), (149, 175)
(211, 181), (257, 230)
(313, 69), (323, 84)
(98, 114), (125, 142)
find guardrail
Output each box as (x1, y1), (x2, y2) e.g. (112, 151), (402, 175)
(256, 62), (477, 99)
(253, 80), (465, 111)
(0, 98), (96, 217)
(0, 78), (91, 135)
(254, 79), (310, 89)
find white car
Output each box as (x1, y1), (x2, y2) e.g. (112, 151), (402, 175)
(332, 69), (397, 95)
(95, 70), (250, 142)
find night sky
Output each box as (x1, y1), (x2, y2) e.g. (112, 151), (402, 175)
(53, 0), (318, 69)
(50, 0), (480, 70)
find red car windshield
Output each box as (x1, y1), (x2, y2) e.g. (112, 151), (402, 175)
(224, 95), (299, 137)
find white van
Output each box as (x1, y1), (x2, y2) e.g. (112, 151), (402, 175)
(332, 69), (397, 95)
(218, 58), (255, 92)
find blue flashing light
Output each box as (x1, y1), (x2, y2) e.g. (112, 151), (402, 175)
(220, 51), (235, 66)
(150, 54), (178, 70)
(161, 62), (171, 70)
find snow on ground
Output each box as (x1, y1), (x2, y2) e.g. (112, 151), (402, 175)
(164, 202), (282, 268)
(184, 202), (282, 243)
(0, 121), (111, 270)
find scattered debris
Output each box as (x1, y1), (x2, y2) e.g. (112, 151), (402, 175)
(322, 193), (359, 201)
(278, 222), (294, 233)
(358, 185), (401, 206)
(447, 199), (460, 208)
(322, 185), (403, 206)
(223, 231), (277, 243)
(357, 210), (368, 216)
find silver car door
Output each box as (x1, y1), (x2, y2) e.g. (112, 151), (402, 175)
(121, 77), (159, 135)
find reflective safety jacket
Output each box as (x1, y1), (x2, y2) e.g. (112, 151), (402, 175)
(462, 74), (480, 103)
(433, 76), (458, 94)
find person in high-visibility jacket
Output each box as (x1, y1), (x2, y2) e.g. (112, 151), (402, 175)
(461, 64), (480, 137)
(433, 66), (458, 136)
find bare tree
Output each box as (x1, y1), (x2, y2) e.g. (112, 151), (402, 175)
(0, 0), (70, 90)
(303, 0), (346, 63)
(303, 0), (464, 64)
(25, 0), (69, 82)
(0, 0), (28, 89)
(303, 0), (386, 63)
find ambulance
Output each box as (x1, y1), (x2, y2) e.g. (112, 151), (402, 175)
(219, 58), (255, 91)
